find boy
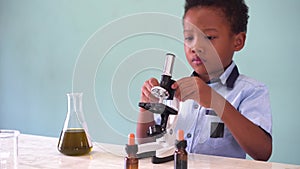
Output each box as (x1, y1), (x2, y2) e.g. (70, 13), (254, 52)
(137, 0), (272, 161)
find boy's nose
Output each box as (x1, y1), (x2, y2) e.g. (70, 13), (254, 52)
(191, 46), (204, 55)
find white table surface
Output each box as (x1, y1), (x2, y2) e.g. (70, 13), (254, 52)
(18, 134), (300, 169)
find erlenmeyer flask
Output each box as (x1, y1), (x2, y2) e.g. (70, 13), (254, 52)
(57, 92), (92, 156)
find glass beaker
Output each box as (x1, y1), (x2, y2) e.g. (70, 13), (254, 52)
(0, 130), (20, 169)
(57, 92), (92, 156)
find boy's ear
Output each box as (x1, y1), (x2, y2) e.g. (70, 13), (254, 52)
(234, 32), (246, 51)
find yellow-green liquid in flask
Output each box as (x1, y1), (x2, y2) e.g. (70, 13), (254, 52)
(58, 128), (92, 156)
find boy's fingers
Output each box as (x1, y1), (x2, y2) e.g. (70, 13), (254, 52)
(171, 82), (178, 89)
(173, 82), (182, 100)
(149, 78), (159, 86)
(141, 78), (160, 103)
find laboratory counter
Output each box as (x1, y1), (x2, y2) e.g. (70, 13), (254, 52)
(18, 134), (299, 169)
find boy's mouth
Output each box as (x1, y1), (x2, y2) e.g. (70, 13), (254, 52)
(192, 56), (204, 65)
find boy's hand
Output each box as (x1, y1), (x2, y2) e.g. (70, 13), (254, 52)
(140, 78), (160, 103)
(172, 77), (213, 108)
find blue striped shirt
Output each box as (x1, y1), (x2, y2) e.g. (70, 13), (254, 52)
(163, 61), (272, 159)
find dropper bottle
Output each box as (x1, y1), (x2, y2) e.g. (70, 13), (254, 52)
(124, 133), (139, 169)
(174, 130), (188, 169)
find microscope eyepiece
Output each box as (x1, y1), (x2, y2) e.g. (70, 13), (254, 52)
(162, 53), (175, 76)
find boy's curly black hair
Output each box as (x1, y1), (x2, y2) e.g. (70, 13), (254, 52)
(184, 0), (249, 34)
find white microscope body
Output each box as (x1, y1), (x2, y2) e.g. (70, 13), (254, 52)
(137, 53), (179, 163)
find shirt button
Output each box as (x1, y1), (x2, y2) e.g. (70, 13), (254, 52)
(187, 133), (192, 138)
(193, 104), (199, 109)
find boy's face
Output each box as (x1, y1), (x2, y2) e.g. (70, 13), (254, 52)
(183, 7), (244, 81)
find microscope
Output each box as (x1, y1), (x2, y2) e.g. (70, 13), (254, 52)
(138, 53), (179, 164)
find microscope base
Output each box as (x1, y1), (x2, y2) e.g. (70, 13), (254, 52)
(152, 155), (174, 164)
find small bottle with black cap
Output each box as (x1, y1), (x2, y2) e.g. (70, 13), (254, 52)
(174, 130), (188, 169)
(125, 133), (138, 169)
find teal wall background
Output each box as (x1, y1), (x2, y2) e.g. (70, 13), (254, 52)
(0, 0), (299, 165)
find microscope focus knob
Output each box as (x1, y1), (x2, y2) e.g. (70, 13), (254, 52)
(147, 125), (164, 138)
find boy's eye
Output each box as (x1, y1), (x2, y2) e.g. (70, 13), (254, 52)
(206, 36), (216, 40)
(184, 36), (194, 41)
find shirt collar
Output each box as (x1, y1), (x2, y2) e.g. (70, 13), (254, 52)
(191, 61), (240, 89)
